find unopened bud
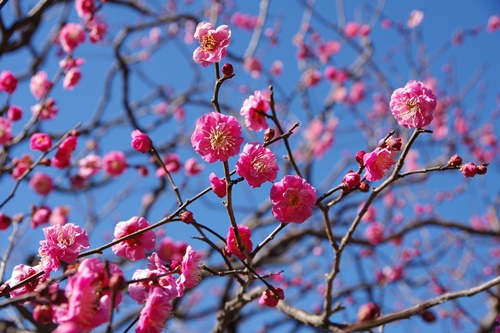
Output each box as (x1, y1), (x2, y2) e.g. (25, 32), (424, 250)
(109, 274), (126, 292)
(356, 151), (365, 166)
(179, 210), (194, 224)
(358, 182), (370, 192)
(419, 310), (436, 323)
(460, 162), (477, 178)
(222, 63), (234, 77)
(448, 154), (462, 167)
(264, 128), (275, 142)
(40, 158), (51, 166)
(385, 137), (402, 151)
(33, 304), (53, 324)
(357, 302), (380, 321)
(476, 164), (487, 175)
(0, 283), (11, 296)
(69, 129), (81, 137)
(136, 165), (149, 177)
(342, 170), (360, 189)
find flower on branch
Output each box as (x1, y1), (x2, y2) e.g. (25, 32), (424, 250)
(225, 225), (253, 260)
(363, 148), (397, 182)
(131, 129), (152, 153)
(236, 143), (279, 188)
(111, 216), (156, 261)
(193, 22), (231, 67)
(390, 80), (437, 128)
(270, 175), (317, 224)
(259, 287), (284, 307)
(240, 91), (270, 132)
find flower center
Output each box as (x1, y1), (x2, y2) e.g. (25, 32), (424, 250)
(286, 189), (300, 206)
(210, 127), (234, 151)
(201, 34), (217, 51)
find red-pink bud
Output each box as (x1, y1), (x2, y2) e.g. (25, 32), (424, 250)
(448, 154), (462, 167)
(358, 182), (369, 192)
(357, 302), (380, 321)
(460, 162), (477, 178)
(342, 170), (360, 188)
(258, 287), (284, 307)
(131, 129), (152, 153)
(476, 164), (487, 175)
(356, 151), (366, 166)
(0, 213), (12, 230)
(264, 128), (275, 142)
(179, 210), (194, 224)
(33, 304), (54, 324)
(420, 310), (436, 323)
(385, 137), (402, 151)
(69, 129), (81, 137)
(222, 63), (234, 77)
(136, 165), (149, 177)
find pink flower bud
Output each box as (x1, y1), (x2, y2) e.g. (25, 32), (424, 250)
(258, 287), (284, 307)
(7, 105), (22, 122)
(0, 213), (12, 230)
(420, 310), (436, 323)
(131, 129), (152, 153)
(0, 70), (18, 94)
(222, 63), (234, 77)
(357, 302), (380, 321)
(476, 164), (487, 175)
(180, 211), (194, 224)
(264, 128), (275, 142)
(356, 150), (366, 166)
(342, 171), (360, 188)
(448, 154), (462, 167)
(358, 182), (370, 192)
(209, 173), (227, 198)
(460, 162), (477, 178)
(33, 304), (53, 324)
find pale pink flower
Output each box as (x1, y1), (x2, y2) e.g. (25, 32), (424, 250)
(487, 15), (500, 32)
(50, 206), (70, 225)
(209, 172), (226, 198)
(6, 264), (53, 298)
(53, 258), (123, 331)
(136, 286), (174, 333)
(30, 71), (53, 99)
(302, 68), (321, 87)
(75, 0), (95, 21)
(32, 206), (51, 228)
(363, 148), (397, 182)
(38, 223), (90, 272)
(29, 132), (52, 151)
(236, 143), (278, 188)
(102, 150), (128, 176)
(31, 98), (59, 120)
(112, 216), (156, 261)
(365, 222), (384, 245)
(131, 129), (152, 153)
(62, 68), (81, 90)
(231, 12), (258, 31)
(29, 172), (53, 195)
(59, 23), (85, 53)
(407, 10), (424, 29)
(271, 60), (283, 76)
(344, 22), (360, 38)
(78, 153), (102, 178)
(177, 245), (203, 293)
(259, 287), (284, 307)
(244, 57), (262, 78)
(7, 105), (22, 121)
(389, 80), (437, 128)
(240, 91), (270, 131)
(191, 112), (244, 163)
(184, 157), (204, 176)
(0, 117), (13, 145)
(225, 225), (253, 260)
(87, 17), (107, 43)
(270, 175), (317, 224)
(0, 70), (18, 94)
(192, 22), (231, 67)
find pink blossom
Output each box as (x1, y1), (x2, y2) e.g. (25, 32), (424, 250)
(136, 286), (174, 333)
(342, 171), (360, 189)
(75, 0), (95, 21)
(29, 172), (53, 196)
(177, 245), (203, 293)
(259, 287), (284, 307)
(0, 212), (11, 230)
(0, 117), (13, 145)
(31, 98), (59, 120)
(32, 206), (51, 228)
(131, 129), (152, 153)
(0, 70), (18, 94)
(157, 153), (181, 176)
(407, 10), (424, 29)
(111, 216), (156, 261)
(324, 66), (337, 81)
(6, 264), (50, 298)
(270, 175), (317, 224)
(59, 23), (85, 53)
(389, 80), (437, 128)
(360, 24), (371, 36)
(191, 112), (244, 163)
(303, 117), (338, 158)
(271, 60), (283, 76)
(225, 225), (253, 260)
(487, 15), (500, 32)
(78, 153), (102, 178)
(7, 105), (22, 121)
(30, 71), (53, 99)
(236, 143), (278, 188)
(231, 12), (258, 31)
(460, 162), (477, 178)
(30, 132), (52, 151)
(59, 57), (85, 69)
(87, 18), (107, 43)
(12, 154), (32, 179)
(209, 172), (226, 198)
(184, 157), (204, 176)
(349, 81), (366, 103)
(50, 206), (70, 225)
(244, 56), (262, 78)
(62, 68), (81, 90)
(192, 22), (231, 67)
(302, 68), (322, 87)
(102, 150), (128, 176)
(317, 40), (341, 63)
(157, 237), (188, 262)
(240, 90), (270, 131)
(344, 22), (360, 38)
(38, 223), (90, 272)
(365, 222), (384, 244)
(363, 148), (397, 182)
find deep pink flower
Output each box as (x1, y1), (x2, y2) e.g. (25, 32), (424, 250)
(38, 223), (90, 272)
(363, 148), (397, 182)
(87, 17), (108, 43)
(31, 98), (59, 120)
(342, 171), (360, 189)
(0, 70), (18, 94)
(111, 216), (156, 261)
(6, 264), (51, 298)
(270, 175), (317, 224)
(50, 206), (70, 225)
(12, 154), (32, 179)
(0, 212), (11, 230)
(193, 22), (231, 67)
(236, 143), (278, 188)
(136, 286), (174, 333)
(131, 129), (152, 153)
(209, 172), (226, 198)
(302, 68), (321, 87)
(29, 172), (53, 196)
(30, 71), (53, 99)
(0, 117), (13, 145)
(487, 15), (500, 32)
(191, 112), (244, 163)
(240, 91), (270, 132)
(365, 222), (384, 245)
(59, 23), (85, 53)
(389, 80), (437, 128)
(60, 135), (78, 152)
(344, 22), (360, 38)
(75, 0), (95, 21)
(78, 153), (102, 178)
(460, 162), (478, 178)
(156, 153), (181, 177)
(177, 245), (203, 293)
(184, 157), (204, 176)
(258, 287), (284, 307)
(102, 150), (128, 176)
(63, 68), (81, 90)
(30, 132), (52, 151)
(225, 225), (253, 260)
(32, 206), (51, 228)
(7, 105), (22, 121)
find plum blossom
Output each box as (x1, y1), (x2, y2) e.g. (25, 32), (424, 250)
(209, 172), (226, 198)
(87, 17), (108, 43)
(30, 71), (53, 99)
(30, 132), (52, 151)
(235, 143), (278, 188)
(0, 70), (18, 94)
(460, 162), (477, 178)
(52, 136), (78, 169)
(184, 157), (204, 176)
(31, 97), (58, 120)
(29, 172), (53, 196)
(342, 171), (360, 189)
(156, 153), (181, 177)
(63, 68), (81, 90)
(365, 222), (384, 245)
(38, 223), (90, 272)
(0, 212), (11, 230)
(487, 15), (500, 32)
(357, 302), (380, 321)
(270, 175), (317, 224)
(193, 22), (231, 67)
(112, 216), (156, 261)
(6, 264), (51, 298)
(259, 287), (284, 307)
(225, 225), (253, 260)
(177, 246), (203, 294)
(59, 23), (85, 53)
(157, 237), (188, 262)
(75, 0), (95, 21)
(0, 117), (13, 145)
(131, 129), (152, 153)
(244, 56), (262, 78)
(191, 112), (244, 163)
(78, 154), (102, 178)
(240, 91), (270, 131)
(363, 148), (397, 182)
(31, 206), (51, 228)
(102, 150), (128, 176)
(389, 80), (437, 128)
(7, 105), (22, 121)
(407, 10), (424, 29)
(344, 22), (360, 38)
(136, 286), (174, 333)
